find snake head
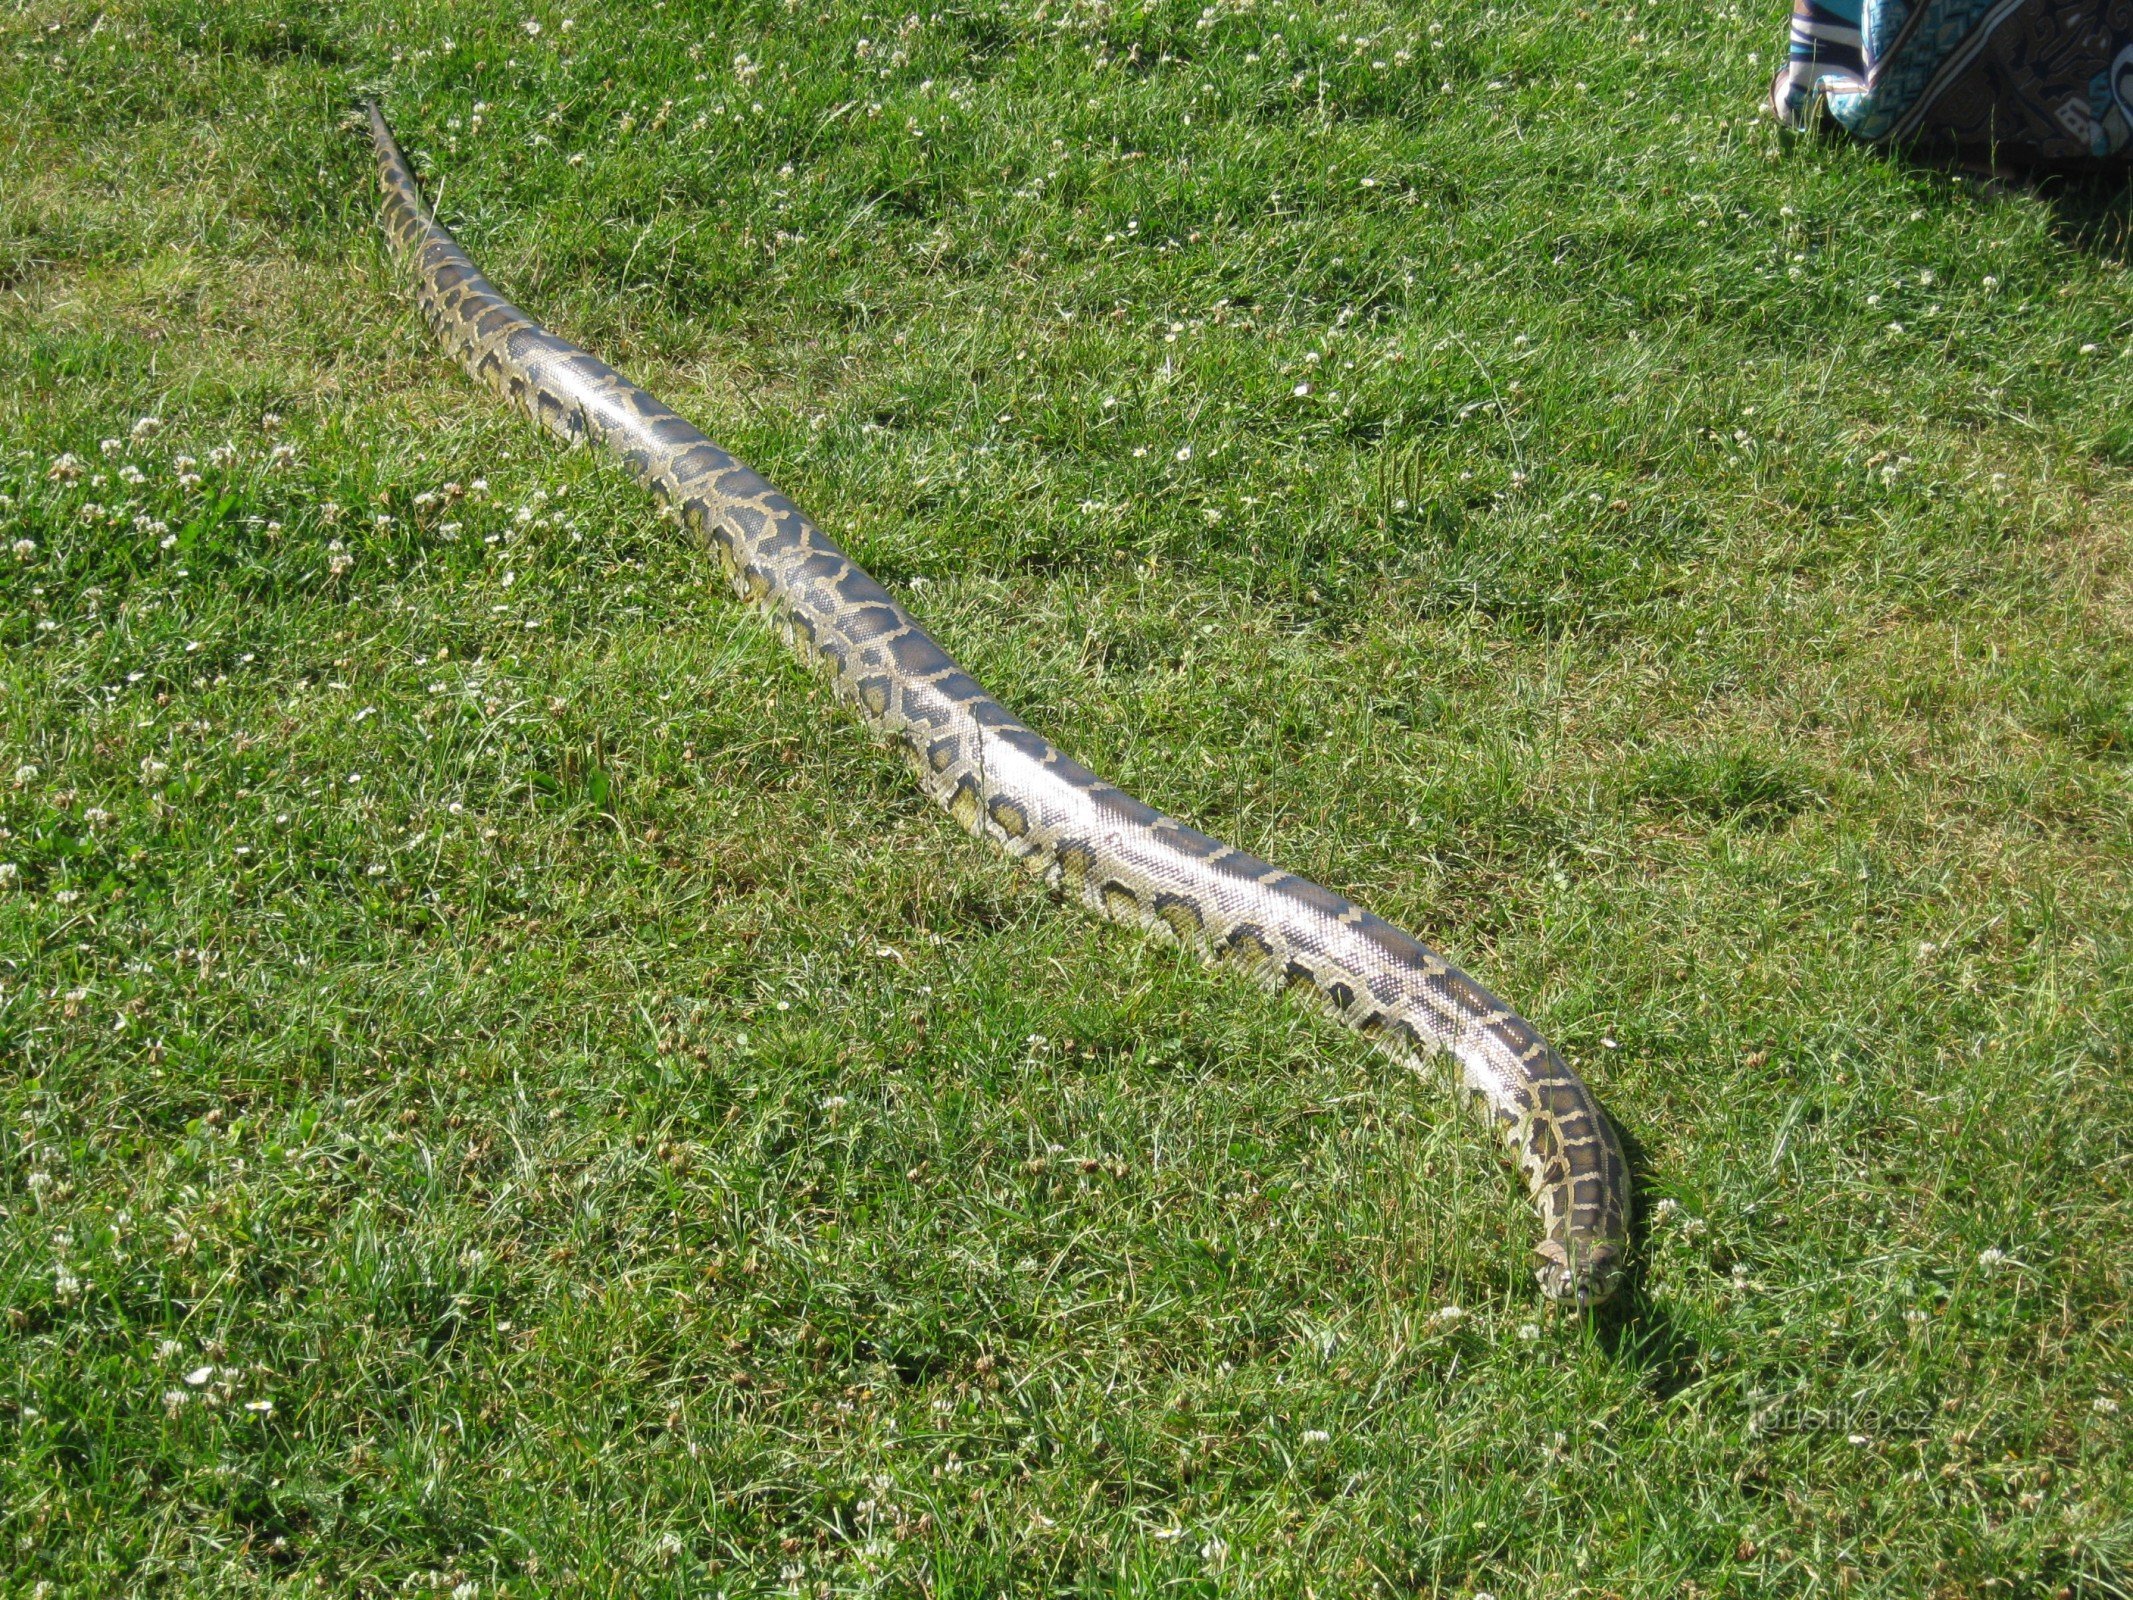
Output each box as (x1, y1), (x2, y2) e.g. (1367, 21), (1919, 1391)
(1532, 1235), (1626, 1307)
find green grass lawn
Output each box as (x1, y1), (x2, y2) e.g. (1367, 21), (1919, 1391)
(6, 0), (2133, 1592)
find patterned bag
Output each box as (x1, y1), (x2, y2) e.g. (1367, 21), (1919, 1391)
(1770, 0), (2133, 163)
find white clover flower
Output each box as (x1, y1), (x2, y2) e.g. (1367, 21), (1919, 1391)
(163, 1388), (189, 1414)
(1430, 1304), (1465, 1326)
(328, 541), (355, 576)
(11, 538), (35, 561)
(79, 503), (106, 523)
(261, 412), (283, 430)
(821, 1095), (849, 1111)
(131, 415), (162, 441)
(140, 758), (169, 783)
(55, 1266), (83, 1300)
(1977, 1247), (2006, 1269)
(1301, 1428), (1331, 1444)
(14, 764), (40, 788)
(207, 444), (236, 469)
(173, 454), (196, 472)
(177, 472), (203, 490)
(522, 17), (541, 34)
(1517, 1322), (1541, 1342)
(0, 863), (18, 886)
(119, 464), (146, 485)
(100, 437), (123, 456)
(48, 453), (86, 483)
(2096, 1396), (2122, 1416)
(270, 442), (298, 467)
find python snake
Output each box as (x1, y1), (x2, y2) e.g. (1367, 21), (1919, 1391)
(364, 103), (1630, 1304)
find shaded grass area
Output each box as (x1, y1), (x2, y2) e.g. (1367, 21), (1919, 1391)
(4, 0), (2132, 1593)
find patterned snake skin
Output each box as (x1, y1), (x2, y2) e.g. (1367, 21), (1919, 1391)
(365, 104), (1630, 1303)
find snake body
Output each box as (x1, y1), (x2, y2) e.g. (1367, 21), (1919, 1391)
(365, 104), (1629, 1303)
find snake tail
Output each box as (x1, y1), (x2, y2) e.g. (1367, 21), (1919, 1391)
(363, 103), (1631, 1304)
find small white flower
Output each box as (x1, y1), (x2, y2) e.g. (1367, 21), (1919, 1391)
(1301, 1428), (1330, 1444)
(1431, 1304), (1465, 1326)
(1293, 382), (1312, 396)
(131, 415), (162, 441)
(207, 444), (236, 469)
(245, 1399), (274, 1415)
(54, 1266), (83, 1300)
(184, 1365), (214, 1386)
(374, 513), (393, 530)
(119, 464), (146, 484)
(1175, 446), (1192, 461)
(11, 764), (35, 788)
(2095, 1396), (2121, 1416)
(0, 863), (18, 886)
(270, 442), (298, 467)
(157, 1339), (183, 1360)
(452, 1583), (479, 1600)
(568, 151), (585, 165)
(1977, 1247), (2006, 1269)
(522, 17), (541, 34)
(173, 454), (196, 472)
(261, 412), (284, 431)
(100, 437), (123, 456)
(1982, 275), (1999, 291)
(48, 453), (86, 483)
(1517, 1322), (1541, 1342)
(163, 1388), (189, 1414)
(1199, 1538), (1228, 1566)
(10, 538), (35, 561)
(177, 472), (203, 490)
(2080, 343), (2101, 356)
(821, 1095), (849, 1111)
(140, 758), (169, 783)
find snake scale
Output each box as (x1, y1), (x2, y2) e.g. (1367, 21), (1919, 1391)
(365, 103), (1630, 1304)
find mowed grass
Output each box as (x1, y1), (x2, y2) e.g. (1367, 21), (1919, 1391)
(5, 0), (2133, 1592)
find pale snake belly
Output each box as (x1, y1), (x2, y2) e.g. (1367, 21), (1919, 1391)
(364, 104), (1631, 1304)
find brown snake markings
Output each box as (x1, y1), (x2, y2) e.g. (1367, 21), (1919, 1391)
(365, 104), (1631, 1304)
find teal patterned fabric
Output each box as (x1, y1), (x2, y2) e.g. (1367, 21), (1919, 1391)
(1771, 0), (2133, 162)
